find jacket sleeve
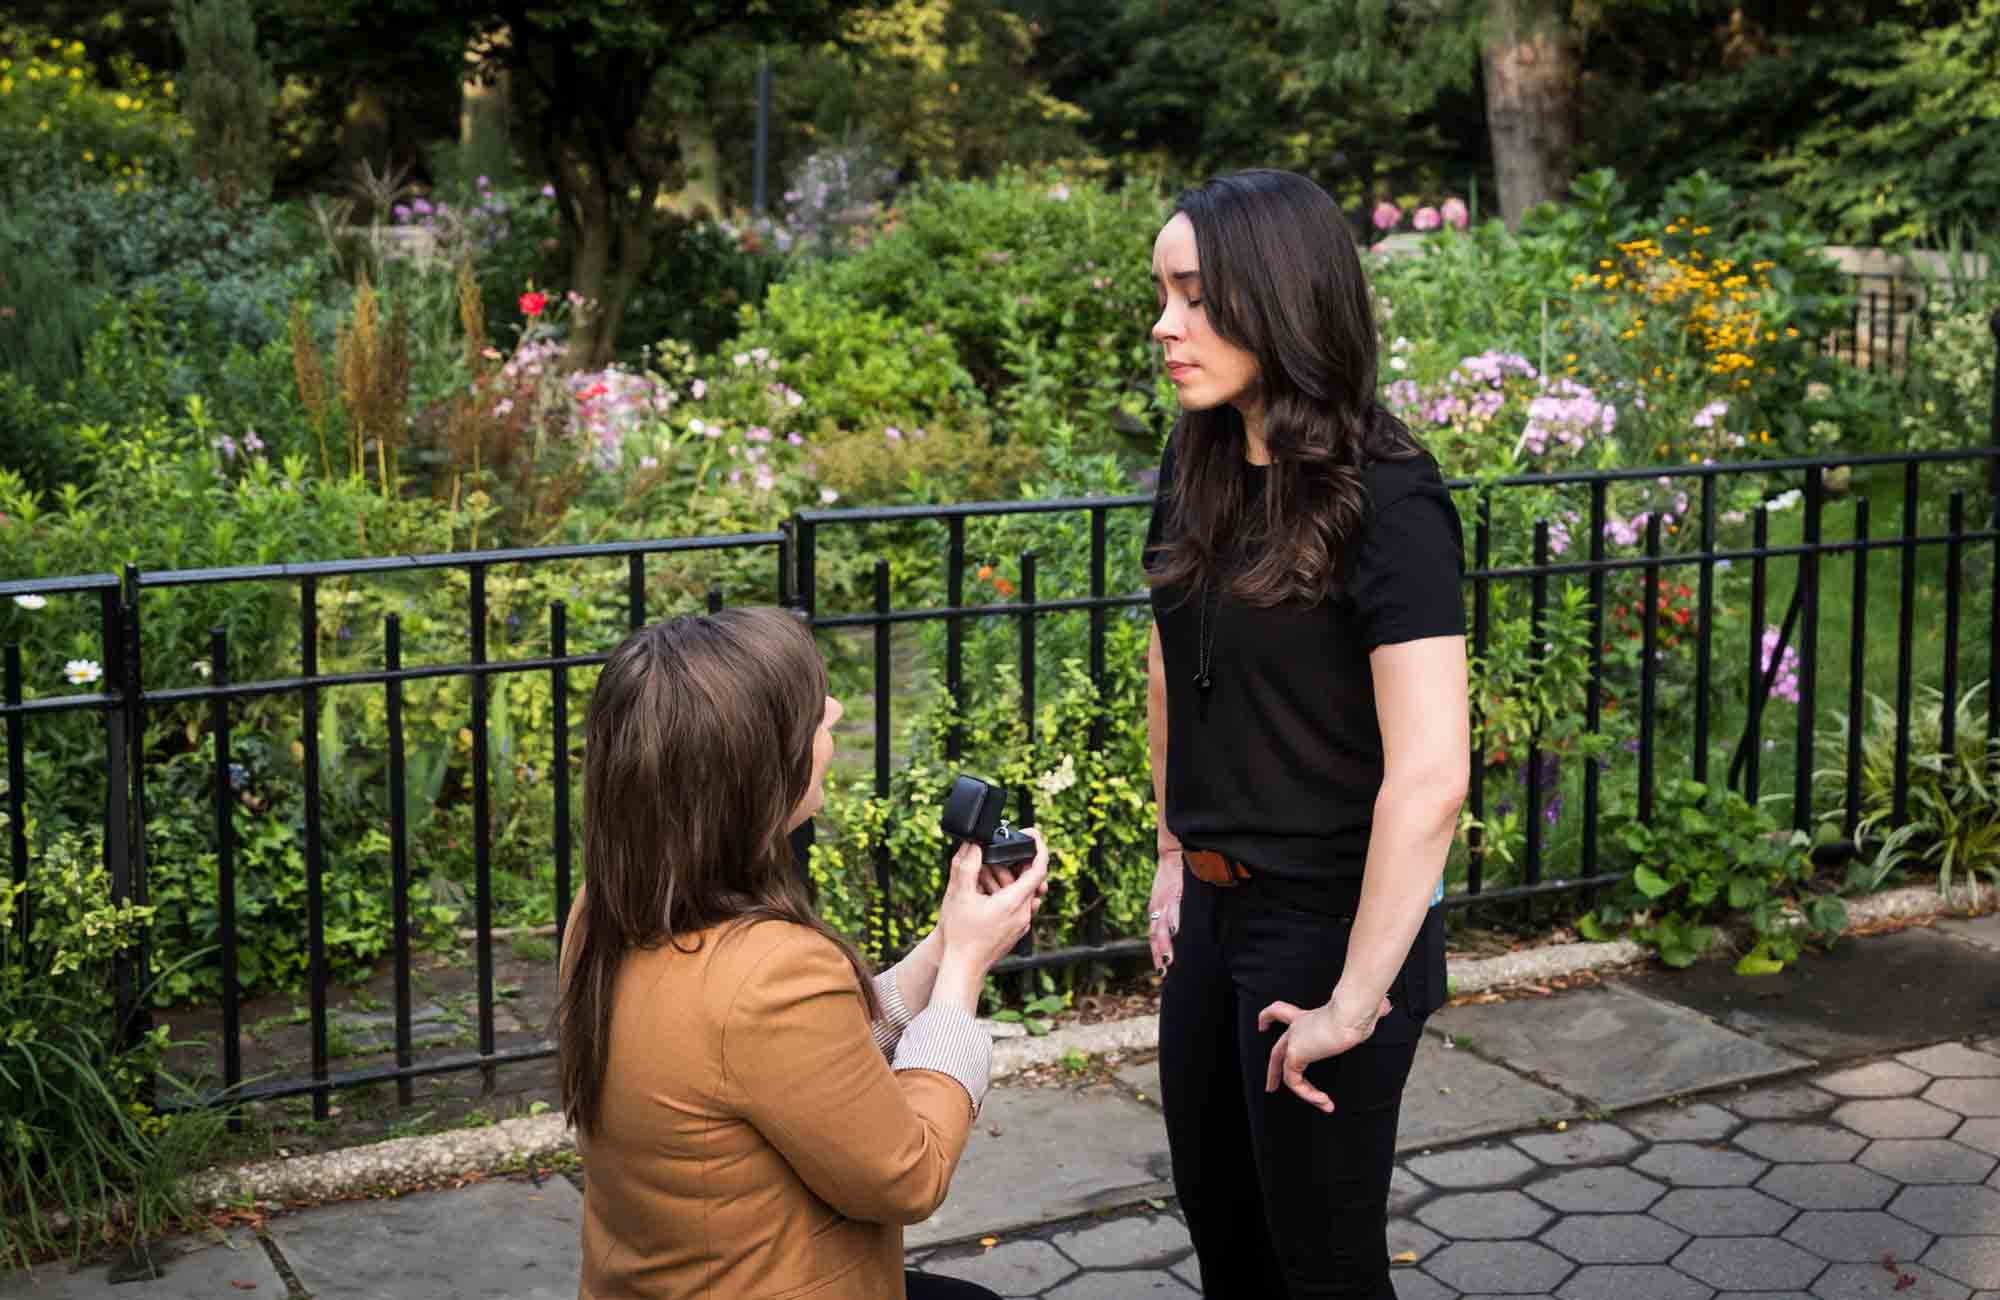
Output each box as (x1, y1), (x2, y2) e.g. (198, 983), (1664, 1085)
(721, 928), (985, 1226)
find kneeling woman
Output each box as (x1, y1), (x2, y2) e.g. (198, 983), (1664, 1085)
(1144, 171), (1471, 1298)
(559, 607), (1044, 1300)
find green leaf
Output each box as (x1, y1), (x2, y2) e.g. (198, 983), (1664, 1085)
(1734, 943), (1787, 976)
(1632, 864), (1673, 899)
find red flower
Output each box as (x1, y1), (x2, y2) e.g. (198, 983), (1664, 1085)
(579, 383), (608, 402)
(519, 290), (548, 318)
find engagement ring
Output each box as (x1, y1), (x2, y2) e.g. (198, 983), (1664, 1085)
(1148, 910), (1163, 921)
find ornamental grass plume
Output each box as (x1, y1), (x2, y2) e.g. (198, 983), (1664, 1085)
(289, 299), (332, 477)
(333, 273), (412, 495)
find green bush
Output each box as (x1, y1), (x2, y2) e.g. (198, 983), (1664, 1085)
(1824, 681), (2000, 902)
(0, 808), (222, 1267)
(0, 25), (187, 193)
(171, 0), (276, 206)
(1579, 777), (1846, 972)
(752, 169), (1175, 451)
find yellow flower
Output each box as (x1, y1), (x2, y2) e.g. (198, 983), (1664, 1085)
(81, 149), (94, 161)
(162, 79), (174, 96)
(114, 93), (131, 110)
(35, 115), (49, 131)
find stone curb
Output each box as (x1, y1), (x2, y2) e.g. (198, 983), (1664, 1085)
(181, 881), (1989, 1212)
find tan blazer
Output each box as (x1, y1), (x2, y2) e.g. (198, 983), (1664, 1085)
(561, 895), (983, 1300)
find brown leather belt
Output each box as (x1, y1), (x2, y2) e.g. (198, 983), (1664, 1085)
(1184, 849), (1252, 888)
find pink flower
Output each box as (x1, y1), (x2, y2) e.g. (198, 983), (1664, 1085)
(1413, 206), (1441, 232)
(1440, 197), (1469, 230)
(1372, 201), (1401, 232)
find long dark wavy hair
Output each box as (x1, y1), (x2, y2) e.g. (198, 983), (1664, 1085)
(1149, 168), (1421, 606)
(557, 607), (878, 1137)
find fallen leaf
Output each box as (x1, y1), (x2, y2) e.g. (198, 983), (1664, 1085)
(230, 1283), (256, 1292)
(1390, 1251), (1419, 1266)
(1554, 1120), (1568, 1132)
(1895, 1276), (1916, 1291)
(979, 1237), (999, 1250)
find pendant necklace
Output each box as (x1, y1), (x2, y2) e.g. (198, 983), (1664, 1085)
(1193, 580), (1217, 713)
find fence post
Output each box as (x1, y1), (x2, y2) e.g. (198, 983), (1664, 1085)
(1988, 310), (1999, 505)
(113, 566), (152, 1054)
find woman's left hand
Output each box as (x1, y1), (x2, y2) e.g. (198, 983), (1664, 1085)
(1256, 992), (1393, 1112)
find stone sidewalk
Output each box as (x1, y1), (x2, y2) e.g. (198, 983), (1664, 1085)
(6, 913), (1998, 1299)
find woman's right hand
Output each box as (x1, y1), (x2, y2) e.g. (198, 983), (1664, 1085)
(1147, 852), (1183, 975)
(938, 830), (1049, 977)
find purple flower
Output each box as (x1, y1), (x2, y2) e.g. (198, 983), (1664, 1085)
(1543, 793), (1564, 826)
(540, 184), (556, 198)
(411, 197), (432, 215)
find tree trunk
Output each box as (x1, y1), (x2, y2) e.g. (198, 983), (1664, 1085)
(1481, 0), (1577, 229)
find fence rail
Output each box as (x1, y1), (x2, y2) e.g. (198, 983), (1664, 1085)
(4, 317), (1998, 1120)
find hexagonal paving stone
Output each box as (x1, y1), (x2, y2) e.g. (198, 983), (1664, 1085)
(1731, 1084), (1840, 1121)
(1924, 1239), (2000, 1291)
(1860, 1140), (2000, 1185)
(1810, 1262), (1970, 1300)
(1925, 1078), (2000, 1118)
(1558, 1263), (1712, 1300)
(1674, 1237), (1825, 1290)
(1543, 1214), (1691, 1264)
(1391, 1166), (1432, 1215)
(1737, 1122), (1870, 1164)
(1049, 1213), (1193, 1269)
(1635, 1143), (1771, 1187)
(1718, 1293), (1815, 1300)
(1781, 1210), (1933, 1264)
(1514, 1122), (1645, 1167)
(1045, 1273), (1197, 1298)
(1045, 1273), (1198, 1298)
(1835, 1098), (1964, 1139)
(1406, 1143), (1542, 1188)
(1902, 1044), (2000, 1079)
(1818, 1061), (1934, 1099)
(1757, 1163), (1897, 1211)
(1955, 1120), (2000, 1158)
(1888, 1185), (2000, 1236)
(1424, 1240), (1574, 1294)
(1527, 1166), (1669, 1214)
(1389, 1269), (1455, 1300)
(1628, 1103), (1743, 1142)
(922, 1238), (1078, 1294)
(1388, 1218), (1446, 1263)
(1416, 1190), (1556, 1240)
(1652, 1188), (1798, 1237)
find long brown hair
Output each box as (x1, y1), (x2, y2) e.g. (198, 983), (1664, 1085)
(1148, 169), (1420, 606)
(557, 606), (878, 1136)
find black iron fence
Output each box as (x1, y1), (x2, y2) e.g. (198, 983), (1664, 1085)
(4, 447), (1998, 1117)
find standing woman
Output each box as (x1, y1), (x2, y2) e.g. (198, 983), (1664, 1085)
(1143, 170), (1470, 1299)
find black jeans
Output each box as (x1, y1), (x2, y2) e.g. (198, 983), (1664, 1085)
(1159, 866), (1445, 1300)
(906, 1270), (1002, 1298)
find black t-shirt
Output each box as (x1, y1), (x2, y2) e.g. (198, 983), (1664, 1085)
(1145, 435), (1467, 881)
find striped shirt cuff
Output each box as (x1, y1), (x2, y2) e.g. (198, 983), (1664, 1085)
(891, 1004), (992, 1114)
(870, 966), (917, 1060)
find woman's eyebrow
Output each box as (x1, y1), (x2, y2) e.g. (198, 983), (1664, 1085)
(1150, 268), (1202, 287)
